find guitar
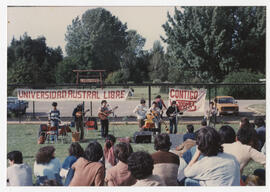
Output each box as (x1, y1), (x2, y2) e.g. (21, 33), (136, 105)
(75, 109), (90, 118)
(98, 106), (118, 120)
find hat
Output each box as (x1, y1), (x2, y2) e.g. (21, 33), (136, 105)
(52, 102), (57, 107)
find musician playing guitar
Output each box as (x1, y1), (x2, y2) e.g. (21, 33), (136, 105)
(166, 101), (183, 134)
(72, 104), (89, 141)
(147, 101), (161, 134)
(98, 100), (114, 138)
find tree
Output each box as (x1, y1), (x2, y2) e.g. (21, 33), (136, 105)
(148, 41), (167, 82)
(162, 7), (266, 82)
(7, 33), (63, 85)
(65, 8), (128, 73)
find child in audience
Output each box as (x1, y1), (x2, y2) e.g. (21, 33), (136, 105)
(60, 143), (84, 180)
(127, 151), (165, 186)
(7, 151), (33, 186)
(34, 146), (62, 185)
(105, 142), (136, 186)
(184, 127), (240, 186)
(183, 124), (195, 141)
(69, 141), (105, 186)
(104, 134), (116, 169)
(151, 133), (179, 186)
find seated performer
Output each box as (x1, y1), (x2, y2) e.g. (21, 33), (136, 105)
(166, 101), (182, 134)
(72, 104), (85, 141)
(147, 101), (161, 134)
(133, 98), (148, 130)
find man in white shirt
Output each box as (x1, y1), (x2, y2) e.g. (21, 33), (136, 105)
(7, 151), (33, 186)
(133, 98), (148, 130)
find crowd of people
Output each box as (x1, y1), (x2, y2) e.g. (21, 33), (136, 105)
(7, 116), (266, 187)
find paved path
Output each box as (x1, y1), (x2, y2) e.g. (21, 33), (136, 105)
(25, 99), (265, 117)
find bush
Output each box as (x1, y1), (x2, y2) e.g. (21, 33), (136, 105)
(105, 70), (126, 84)
(219, 70), (265, 99)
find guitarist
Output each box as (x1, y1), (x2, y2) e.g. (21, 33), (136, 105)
(166, 101), (182, 134)
(98, 100), (111, 138)
(147, 101), (161, 134)
(72, 104), (85, 141)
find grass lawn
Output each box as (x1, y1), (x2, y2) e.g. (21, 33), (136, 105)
(248, 104), (266, 114)
(7, 123), (264, 183)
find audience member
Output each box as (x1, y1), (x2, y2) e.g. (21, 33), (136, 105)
(60, 143), (84, 185)
(184, 127), (240, 186)
(128, 151), (165, 186)
(151, 133), (179, 186)
(104, 134), (117, 169)
(105, 142), (136, 186)
(69, 141), (105, 186)
(201, 120), (207, 127)
(183, 124), (196, 141)
(42, 179), (62, 186)
(34, 146), (62, 185)
(218, 125), (236, 144)
(254, 117), (266, 150)
(222, 124), (266, 174)
(240, 117), (250, 129)
(7, 151), (33, 186)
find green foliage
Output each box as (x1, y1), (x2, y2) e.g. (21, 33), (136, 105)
(148, 41), (168, 82)
(162, 7), (266, 83)
(104, 70), (126, 84)
(7, 33), (63, 86)
(220, 70), (265, 99)
(65, 8), (128, 73)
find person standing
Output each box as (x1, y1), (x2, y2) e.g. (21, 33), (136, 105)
(166, 101), (182, 134)
(48, 102), (61, 140)
(133, 98), (148, 130)
(72, 104), (84, 141)
(98, 100), (111, 138)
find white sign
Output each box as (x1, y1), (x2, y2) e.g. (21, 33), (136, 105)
(17, 88), (129, 101)
(169, 88), (207, 112)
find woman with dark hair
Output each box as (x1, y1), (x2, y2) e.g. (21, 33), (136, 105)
(104, 134), (116, 169)
(34, 146), (62, 185)
(127, 151), (165, 186)
(218, 125), (236, 144)
(151, 133), (179, 186)
(222, 124), (265, 174)
(105, 142), (136, 186)
(184, 127), (240, 186)
(69, 141), (105, 186)
(60, 143), (84, 180)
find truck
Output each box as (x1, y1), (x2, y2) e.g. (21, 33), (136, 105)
(7, 97), (29, 115)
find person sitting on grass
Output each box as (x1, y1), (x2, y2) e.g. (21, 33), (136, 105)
(151, 133), (179, 186)
(254, 117), (266, 150)
(104, 134), (117, 169)
(222, 124), (266, 175)
(34, 146), (62, 185)
(69, 141), (105, 186)
(128, 151), (165, 186)
(183, 124), (196, 142)
(60, 142), (84, 185)
(184, 127), (240, 186)
(105, 142), (136, 186)
(7, 151), (33, 186)
(239, 117), (250, 129)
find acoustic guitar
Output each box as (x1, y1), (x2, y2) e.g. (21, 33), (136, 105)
(75, 109), (90, 118)
(98, 106), (118, 120)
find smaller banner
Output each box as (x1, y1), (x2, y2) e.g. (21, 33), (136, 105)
(169, 88), (207, 112)
(17, 88), (130, 101)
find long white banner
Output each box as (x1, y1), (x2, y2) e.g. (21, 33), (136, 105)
(17, 88), (130, 101)
(169, 88), (207, 112)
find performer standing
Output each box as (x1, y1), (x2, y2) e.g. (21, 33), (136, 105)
(98, 100), (111, 138)
(147, 101), (161, 134)
(72, 104), (84, 141)
(133, 98), (148, 130)
(154, 95), (167, 115)
(166, 101), (182, 134)
(48, 102), (61, 137)
(205, 101), (217, 127)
